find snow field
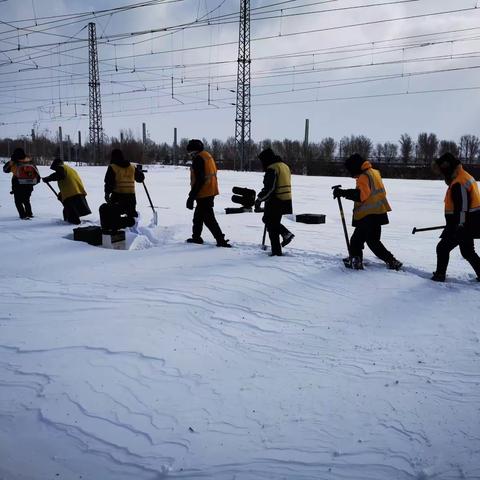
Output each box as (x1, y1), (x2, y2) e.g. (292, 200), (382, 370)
(0, 165), (479, 479)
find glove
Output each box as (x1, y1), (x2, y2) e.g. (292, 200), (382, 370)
(105, 193), (111, 203)
(332, 187), (345, 199)
(186, 197), (194, 210)
(254, 199), (262, 211)
(42, 177), (49, 183)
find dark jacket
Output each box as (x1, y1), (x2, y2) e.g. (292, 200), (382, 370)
(43, 165), (66, 183)
(104, 157), (145, 196)
(443, 182), (480, 239)
(188, 153), (206, 199)
(258, 167), (293, 215)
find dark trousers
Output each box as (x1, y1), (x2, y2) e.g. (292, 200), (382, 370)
(192, 196), (223, 240)
(436, 235), (480, 276)
(62, 195), (91, 225)
(99, 203), (135, 231)
(350, 223), (394, 262)
(13, 185), (33, 218)
(110, 192), (138, 218)
(263, 208), (291, 255)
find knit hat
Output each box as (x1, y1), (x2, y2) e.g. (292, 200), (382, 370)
(11, 148), (26, 162)
(258, 148), (281, 170)
(345, 153), (365, 176)
(435, 152), (460, 169)
(111, 148), (124, 163)
(50, 157), (63, 170)
(186, 139), (204, 152)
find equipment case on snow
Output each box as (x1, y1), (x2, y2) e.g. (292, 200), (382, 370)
(295, 214), (326, 224)
(73, 226), (103, 246)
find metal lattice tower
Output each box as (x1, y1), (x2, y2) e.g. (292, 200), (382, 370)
(88, 22), (103, 164)
(234, 0), (251, 171)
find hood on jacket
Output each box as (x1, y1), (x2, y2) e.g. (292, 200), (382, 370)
(11, 148), (26, 162)
(258, 148), (282, 171)
(186, 139), (204, 153)
(110, 149), (131, 168)
(345, 153), (371, 177)
(50, 157), (64, 171)
(433, 152), (461, 183)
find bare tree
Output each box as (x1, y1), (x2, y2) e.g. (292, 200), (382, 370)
(373, 143), (383, 163)
(318, 137), (336, 162)
(383, 142), (398, 163)
(416, 132), (438, 164)
(438, 140), (459, 157)
(459, 134), (480, 163)
(211, 138), (223, 163)
(339, 135), (373, 159)
(399, 133), (414, 164)
(373, 142), (398, 163)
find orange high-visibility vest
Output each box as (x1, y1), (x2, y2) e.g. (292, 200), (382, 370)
(445, 166), (480, 224)
(10, 157), (39, 184)
(190, 151), (219, 198)
(353, 163), (391, 221)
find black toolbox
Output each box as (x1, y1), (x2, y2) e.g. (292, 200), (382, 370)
(73, 226), (103, 246)
(295, 214), (326, 224)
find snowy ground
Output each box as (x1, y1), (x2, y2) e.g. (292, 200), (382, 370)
(1, 165), (479, 480)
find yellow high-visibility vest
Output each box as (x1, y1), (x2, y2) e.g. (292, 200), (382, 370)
(111, 164), (135, 194)
(268, 162), (292, 201)
(58, 164), (87, 201)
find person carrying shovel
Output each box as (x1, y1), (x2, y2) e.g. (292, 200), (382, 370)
(255, 148), (294, 257)
(43, 157), (91, 225)
(430, 153), (480, 282)
(332, 153), (402, 271)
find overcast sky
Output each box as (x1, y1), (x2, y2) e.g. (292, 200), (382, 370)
(1, 0), (480, 146)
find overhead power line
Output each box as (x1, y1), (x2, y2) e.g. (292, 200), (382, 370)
(1, 0), (461, 54)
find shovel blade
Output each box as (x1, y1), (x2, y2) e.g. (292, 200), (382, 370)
(149, 210), (158, 227)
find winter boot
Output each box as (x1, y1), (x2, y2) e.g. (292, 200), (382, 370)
(343, 256), (364, 270)
(216, 236), (232, 248)
(431, 272), (446, 282)
(186, 236), (204, 244)
(386, 258), (403, 271)
(281, 232), (295, 248)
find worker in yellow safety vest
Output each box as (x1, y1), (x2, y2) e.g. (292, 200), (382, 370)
(104, 148), (145, 218)
(431, 152), (480, 282)
(333, 153), (402, 271)
(255, 148), (294, 256)
(43, 158), (91, 225)
(185, 139), (231, 247)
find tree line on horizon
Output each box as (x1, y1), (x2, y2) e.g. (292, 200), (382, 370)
(1, 130), (479, 176)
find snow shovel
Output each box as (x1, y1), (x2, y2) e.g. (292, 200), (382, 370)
(44, 181), (61, 202)
(332, 185), (350, 255)
(261, 224), (267, 251)
(142, 181), (158, 226)
(412, 225), (445, 234)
